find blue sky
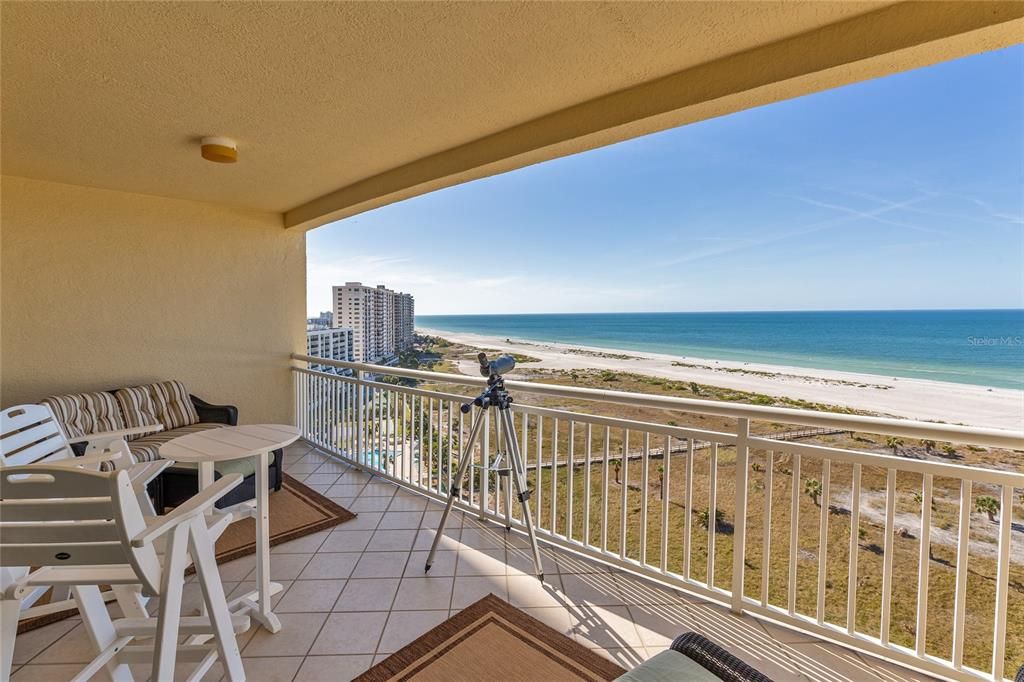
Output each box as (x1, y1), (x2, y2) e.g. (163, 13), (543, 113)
(308, 46), (1023, 316)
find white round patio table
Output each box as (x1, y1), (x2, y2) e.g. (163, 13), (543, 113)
(160, 424), (299, 634)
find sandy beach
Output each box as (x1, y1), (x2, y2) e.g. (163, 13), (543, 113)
(417, 327), (1024, 431)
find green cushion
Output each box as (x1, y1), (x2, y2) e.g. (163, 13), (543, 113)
(614, 650), (720, 682)
(166, 452), (277, 479)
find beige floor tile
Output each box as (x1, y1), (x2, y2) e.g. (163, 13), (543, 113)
(451, 575), (508, 609)
(411, 528), (461, 551)
(11, 617), (79, 665)
(612, 572), (687, 605)
(366, 529), (417, 551)
(30, 623), (100, 664)
(505, 545), (558, 576)
(319, 529), (374, 553)
(420, 510), (464, 528)
(227, 580), (290, 609)
(337, 512), (382, 531)
(242, 612), (328, 657)
(287, 459), (327, 474)
(519, 606), (577, 638)
(276, 579), (346, 613)
(860, 655), (940, 682)
(408, 550), (455, 577)
(298, 552), (360, 580)
(350, 551), (410, 579)
(555, 553), (614, 575)
(309, 612), (388, 655)
(392, 576), (455, 610)
(572, 604), (644, 649)
(786, 640), (896, 682)
(270, 530), (330, 555)
(330, 496), (357, 508)
(376, 511), (424, 530)
(377, 610), (448, 654)
(457, 527), (505, 549)
(236, 656), (305, 682)
(11, 663), (94, 681)
(326, 483), (366, 497)
(302, 473), (341, 486)
(217, 554), (258, 582)
(361, 481), (398, 497)
(265, 553), (315, 581)
(312, 460), (352, 475)
(627, 604), (687, 648)
(506, 574), (566, 608)
(294, 654), (375, 682)
(386, 496), (429, 512)
(333, 578), (401, 612)
(559, 572), (624, 607)
(351, 496), (393, 512)
(455, 547), (507, 576)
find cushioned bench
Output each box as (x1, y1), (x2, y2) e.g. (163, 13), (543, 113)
(42, 380), (283, 509)
(615, 633), (772, 682)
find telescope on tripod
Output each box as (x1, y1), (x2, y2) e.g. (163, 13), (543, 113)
(424, 352), (545, 579)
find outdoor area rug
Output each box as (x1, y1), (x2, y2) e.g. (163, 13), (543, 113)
(17, 473), (355, 633)
(355, 593), (627, 681)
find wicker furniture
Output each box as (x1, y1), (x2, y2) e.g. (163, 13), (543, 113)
(41, 381), (283, 510)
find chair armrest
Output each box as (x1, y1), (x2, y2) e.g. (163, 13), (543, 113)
(190, 395), (238, 426)
(68, 424), (164, 445)
(127, 460), (172, 489)
(48, 450), (124, 469)
(131, 474), (243, 547)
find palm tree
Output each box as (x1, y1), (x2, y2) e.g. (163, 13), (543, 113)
(804, 478), (822, 507)
(975, 495), (1000, 522)
(920, 439), (936, 452)
(612, 459), (622, 485)
(885, 436), (904, 455)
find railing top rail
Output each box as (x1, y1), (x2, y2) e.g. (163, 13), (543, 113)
(290, 354), (1024, 449)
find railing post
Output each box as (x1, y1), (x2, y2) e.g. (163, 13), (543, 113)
(355, 369), (364, 470)
(731, 417), (750, 614)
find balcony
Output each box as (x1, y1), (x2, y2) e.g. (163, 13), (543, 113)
(7, 359), (1022, 681)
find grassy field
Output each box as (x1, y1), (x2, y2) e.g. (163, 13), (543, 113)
(395, 336), (1024, 675)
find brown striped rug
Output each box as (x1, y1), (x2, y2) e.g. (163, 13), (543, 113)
(17, 473), (355, 633)
(356, 594), (626, 681)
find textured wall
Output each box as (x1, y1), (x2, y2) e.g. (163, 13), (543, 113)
(0, 176), (305, 424)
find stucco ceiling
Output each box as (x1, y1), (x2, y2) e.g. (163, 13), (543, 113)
(2, 2), (1022, 229)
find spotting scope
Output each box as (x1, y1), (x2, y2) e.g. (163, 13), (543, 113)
(477, 352), (516, 378)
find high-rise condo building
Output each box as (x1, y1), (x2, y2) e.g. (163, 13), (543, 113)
(306, 327), (354, 374)
(333, 282), (415, 362)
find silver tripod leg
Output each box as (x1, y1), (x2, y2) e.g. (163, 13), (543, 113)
(498, 407), (544, 579)
(424, 406), (487, 573)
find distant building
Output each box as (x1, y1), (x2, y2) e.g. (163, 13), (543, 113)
(307, 310), (333, 331)
(333, 282), (415, 363)
(395, 292), (415, 352)
(306, 327), (354, 374)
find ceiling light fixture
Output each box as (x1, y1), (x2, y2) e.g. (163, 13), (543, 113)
(200, 136), (238, 163)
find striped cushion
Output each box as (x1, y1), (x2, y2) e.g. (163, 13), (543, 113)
(128, 422), (226, 463)
(120, 380), (200, 431)
(41, 392), (126, 440)
(113, 386), (162, 441)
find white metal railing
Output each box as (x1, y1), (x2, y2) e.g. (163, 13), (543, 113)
(291, 354), (1023, 681)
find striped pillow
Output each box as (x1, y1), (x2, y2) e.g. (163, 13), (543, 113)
(143, 380), (199, 430)
(41, 391), (126, 440)
(113, 386), (163, 441)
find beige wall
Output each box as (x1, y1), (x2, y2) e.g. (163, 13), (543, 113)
(0, 176), (305, 424)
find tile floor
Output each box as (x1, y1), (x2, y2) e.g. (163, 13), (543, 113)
(10, 442), (939, 681)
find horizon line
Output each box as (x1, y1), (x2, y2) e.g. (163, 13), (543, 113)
(414, 306), (1024, 317)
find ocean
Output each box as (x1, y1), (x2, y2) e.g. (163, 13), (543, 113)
(418, 310), (1024, 390)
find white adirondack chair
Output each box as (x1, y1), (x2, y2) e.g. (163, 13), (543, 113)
(0, 404), (169, 625)
(0, 465), (249, 681)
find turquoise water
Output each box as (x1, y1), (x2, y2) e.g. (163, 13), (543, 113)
(419, 310), (1024, 390)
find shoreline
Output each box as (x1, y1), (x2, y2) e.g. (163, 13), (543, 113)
(417, 326), (1024, 431)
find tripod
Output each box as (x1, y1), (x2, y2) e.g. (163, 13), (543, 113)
(424, 356), (544, 579)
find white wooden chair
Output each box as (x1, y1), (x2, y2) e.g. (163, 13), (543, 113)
(0, 465), (249, 681)
(0, 404), (169, 625)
